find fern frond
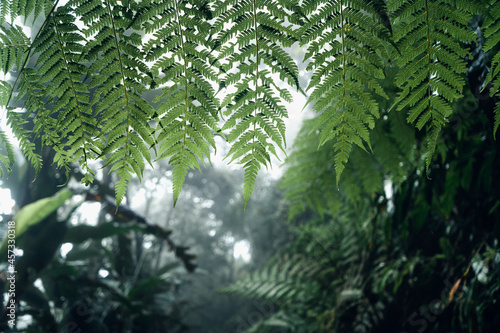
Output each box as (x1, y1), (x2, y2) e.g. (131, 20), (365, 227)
(73, 0), (154, 206)
(0, 24), (31, 73)
(216, 0), (299, 206)
(220, 254), (320, 303)
(482, 0), (500, 138)
(389, 0), (475, 168)
(300, 0), (391, 184)
(15, 68), (66, 168)
(1, 0), (55, 24)
(280, 119), (343, 220)
(0, 80), (10, 106)
(6, 111), (42, 173)
(29, 6), (101, 179)
(0, 127), (15, 177)
(136, 0), (219, 205)
(281, 110), (415, 221)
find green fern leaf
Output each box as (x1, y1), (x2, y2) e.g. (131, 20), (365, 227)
(0, 80), (10, 106)
(0, 24), (31, 73)
(300, 0), (391, 185)
(136, 0), (219, 205)
(30, 6), (101, 179)
(6, 111), (42, 173)
(216, 0), (299, 206)
(425, 125), (440, 173)
(15, 68), (68, 172)
(280, 119), (342, 220)
(1, 0), (55, 24)
(220, 254), (319, 303)
(0, 127), (15, 177)
(482, 0), (500, 138)
(389, 0), (475, 169)
(72, 0), (154, 206)
(494, 100), (500, 138)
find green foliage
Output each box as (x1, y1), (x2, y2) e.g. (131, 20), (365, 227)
(281, 108), (415, 220)
(300, 0), (390, 183)
(483, 0), (500, 138)
(0, 160), (198, 331)
(220, 254), (320, 303)
(0, 0), (498, 207)
(229, 52), (500, 331)
(0, 127), (15, 177)
(0, 23), (30, 73)
(78, 0), (154, 205)
(136, 0), (219, 206)
(388, 0), (475, 170)
(216, 0), (299, 206)
(31, 6), (99, 180)
(0, 0), (55, 24)
(223, 206), (386, 332)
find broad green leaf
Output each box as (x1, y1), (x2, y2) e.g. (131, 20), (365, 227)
(0, 188), (72, 255)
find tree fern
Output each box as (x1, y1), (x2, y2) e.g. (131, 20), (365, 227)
(135, 0), (220, 206)
(215, 0), (300, 206)
(388, 0), (476, 171)
(482, 0), (500, 138)
(281, 112), (411, 221)
(300, 0), (391, 184)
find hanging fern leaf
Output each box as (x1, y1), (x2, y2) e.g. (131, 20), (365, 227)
(0, 80), (10, 106)
(6, 111), (42, 173)
(135, 0), (219, 206)
(0, 0), (498, 208)
(27, 6), (101, 182)
(388, 0), (475, 171)
(0, 127), (15, 177)
(0, 24), (31, 74)
(482, 0), (500, 138)
(74, 0), (154, 206)
(215, 0), (299, 207)
(300, 0), (391, 185)
(1, 0), (55, 24)
(5, 59), (65, 174)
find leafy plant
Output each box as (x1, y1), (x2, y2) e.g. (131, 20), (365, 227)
(0, 188), (71, 255)
(0, 0), (497, 207)
(0, 156), (197, 331)
(223, 15), (500, 331)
